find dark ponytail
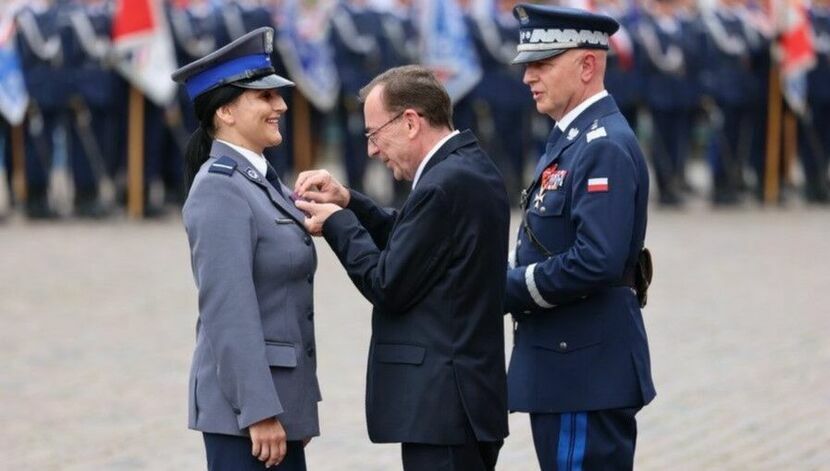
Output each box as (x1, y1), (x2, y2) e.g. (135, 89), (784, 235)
(183, 85), (246, 192)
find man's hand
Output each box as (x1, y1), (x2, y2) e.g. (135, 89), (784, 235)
(294, 169), (351, 207)
(295, 200), (342, 236)
(249, 417), (287, 468)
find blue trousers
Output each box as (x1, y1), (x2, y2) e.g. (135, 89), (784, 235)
(529, 408), (639, 471)
(203, 433), (307, 471)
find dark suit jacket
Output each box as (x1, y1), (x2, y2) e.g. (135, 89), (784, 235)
(322, 130), (510, 445)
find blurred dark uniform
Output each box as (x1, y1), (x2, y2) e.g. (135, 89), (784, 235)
(466, 3), (534, 203)
(329, 0), (383, 193)
(799, 1), (830, 203)
(596, 0), (642, 131)
(169, 0), (221, 133)
(677, 2), (707, 193)
(14, 1), (65, 218)
(635, 0), (690, 206)
(63, 0), (118, 217)
(377, 0), (418, 204)
(701, 2), (768, 205)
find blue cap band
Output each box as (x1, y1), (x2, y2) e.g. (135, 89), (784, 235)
(185, 54), (273, 100)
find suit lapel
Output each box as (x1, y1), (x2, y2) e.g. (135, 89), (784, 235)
(209, 141), (307, 227)
(418, 130), (478, 181)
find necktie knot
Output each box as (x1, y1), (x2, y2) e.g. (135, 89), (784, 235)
(265, 165), (285, 198)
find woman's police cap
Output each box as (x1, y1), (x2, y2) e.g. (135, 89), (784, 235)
(171, 27), (294, 101)
(512, 4), (619, 64)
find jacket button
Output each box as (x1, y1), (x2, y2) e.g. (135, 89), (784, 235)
(306, 274), (313, 284)
(307, 310), (314, 321)
(559, 341), (568, 351)
(232, 407), (241, 414)
(517, 239), (522, 247)
(306, 346), (315, 357)
(540, 206), (547, 212)
(304, 236), (311, 246)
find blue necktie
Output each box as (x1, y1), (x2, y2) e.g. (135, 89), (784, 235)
(265, 165), (285, 199)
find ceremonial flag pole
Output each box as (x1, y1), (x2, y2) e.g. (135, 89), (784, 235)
(764, 64), (783, 205)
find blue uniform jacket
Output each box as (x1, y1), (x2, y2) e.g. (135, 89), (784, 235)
(809, 7), (830, 104)
(505, 95), (656, 413)
(321, 131), (510, 445)
(636, 12), (688, 111)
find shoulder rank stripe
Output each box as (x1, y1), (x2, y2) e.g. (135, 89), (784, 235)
(586, 127), (607, 142)
(208, 156), (237, 176)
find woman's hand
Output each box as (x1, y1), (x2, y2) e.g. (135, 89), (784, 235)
(249, 417), (287, 468)
(294, 169), (351, 207)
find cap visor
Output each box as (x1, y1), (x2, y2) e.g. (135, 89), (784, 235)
(512, 49), (568, 65)
(233, 73), (295, 90)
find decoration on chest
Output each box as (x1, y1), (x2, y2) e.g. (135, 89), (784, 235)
(541, 163), (568, 192)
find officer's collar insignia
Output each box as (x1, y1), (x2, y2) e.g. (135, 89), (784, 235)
(590, 120), (599, 130)
(566, 127), (580, 141)
(516, 7), (530, 25)
(245, 167), (260, 180)
(208, 156), (237, 176)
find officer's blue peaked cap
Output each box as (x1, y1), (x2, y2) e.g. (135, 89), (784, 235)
(512, 4), (619, 64)
(171, 27), (294, 101)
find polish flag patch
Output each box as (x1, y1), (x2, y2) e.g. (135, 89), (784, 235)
(587, 177), (609, 192)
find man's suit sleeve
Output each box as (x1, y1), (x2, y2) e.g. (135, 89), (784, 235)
(346, 189), (398, 250)
(323, 185), (452, 314)
(505, 139), (637, 313)
(184, 178), (283, 430)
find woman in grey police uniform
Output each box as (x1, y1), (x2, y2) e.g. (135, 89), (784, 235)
(173, 27), (320, 470)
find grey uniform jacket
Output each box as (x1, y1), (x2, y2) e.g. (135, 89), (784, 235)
(183, 141), (321, 440)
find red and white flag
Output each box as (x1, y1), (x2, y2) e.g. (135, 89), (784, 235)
(112, 0), (177, 106)
(772, 0), (815, 115)
(587, 177), (609, 193)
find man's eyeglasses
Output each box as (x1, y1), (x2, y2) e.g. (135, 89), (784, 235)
(365, 111), (405, 145)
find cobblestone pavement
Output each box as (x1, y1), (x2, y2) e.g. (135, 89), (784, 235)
(1, 202), (828, 470)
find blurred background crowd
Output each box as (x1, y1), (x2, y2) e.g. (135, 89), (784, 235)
(0, 0), (827, 221)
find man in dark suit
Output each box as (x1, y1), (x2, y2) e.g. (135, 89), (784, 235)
(295, 65), (510, 471)
(505, 4), (656, 470)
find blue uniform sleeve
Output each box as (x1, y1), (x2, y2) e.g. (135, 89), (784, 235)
(505, 138), (637, 313)
(322, 185), (452, 314)
(184, 177), (283, 430)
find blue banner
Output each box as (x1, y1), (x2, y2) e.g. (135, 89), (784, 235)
(275, 0), (340, 112)
(0, 14), (29, 125)
(419, 0), (482, 103)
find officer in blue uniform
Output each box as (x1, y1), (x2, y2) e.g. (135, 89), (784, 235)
(595, 0), (642, 132)
(465, 0), (534, 204)
(799, 0), (830, 203)
(329, 0), (383, 193)
(169, 0), (222, 134)
(63, 0), (117, 217)
(636, 0), (690, 206)
(15, 0), (65, 218)
(700, 0), (767, 205)
(505, 5), (656, 469)
(677, 0), (707, 194)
